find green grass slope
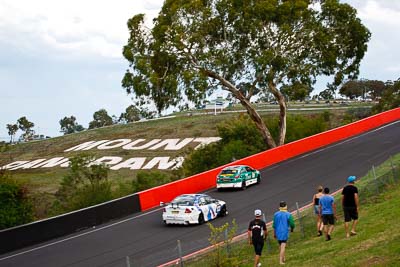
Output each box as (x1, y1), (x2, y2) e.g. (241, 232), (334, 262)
(186, 154), (400, 267)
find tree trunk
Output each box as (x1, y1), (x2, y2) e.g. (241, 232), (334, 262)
(204, 70), (277, 148)
(268, 81), (287, 146)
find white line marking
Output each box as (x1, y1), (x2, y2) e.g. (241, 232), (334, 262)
(0, 207), (163, 261)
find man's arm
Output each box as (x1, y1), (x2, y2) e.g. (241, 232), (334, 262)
(333, 201), (337, 219)
(289, 214), (295, 232)
(263, 223), (267, 240)
(355, 193), (359, 211)
(247, 229), (252, 244)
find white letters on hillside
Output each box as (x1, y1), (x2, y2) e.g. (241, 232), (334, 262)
(0, 137), (220, 171)
(63, 137), (221, 152)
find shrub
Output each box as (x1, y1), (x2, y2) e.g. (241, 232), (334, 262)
(52, 154), (112, 214)
(0, 170), (34, 229)
(206, 219), (239, 267)
(132, 170), (174, 192)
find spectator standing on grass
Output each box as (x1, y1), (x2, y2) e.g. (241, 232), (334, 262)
(313, 185), (324, 236)
(342, 175), (359, 238)
(319, 187), (337, 241)
(273, 201), (295, 265)
(248, 209), (267, 267)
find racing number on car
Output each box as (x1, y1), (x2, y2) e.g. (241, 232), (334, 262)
(216, 204), (221, 213)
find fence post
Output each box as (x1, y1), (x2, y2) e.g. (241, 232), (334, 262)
(177, 240), (184, 267)
(296, 202), (305, 238)
(263, 213), (271, 253)
(126, 256), (131, 267)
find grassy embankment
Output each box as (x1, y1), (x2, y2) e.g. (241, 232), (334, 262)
(186, 153), (400, 267)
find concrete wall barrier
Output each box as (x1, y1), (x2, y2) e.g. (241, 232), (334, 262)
(0, 193), (141, 254)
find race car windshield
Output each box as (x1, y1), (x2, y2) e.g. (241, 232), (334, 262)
(172, 196), (194, 206)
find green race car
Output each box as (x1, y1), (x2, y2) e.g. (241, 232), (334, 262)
(216, 165), (261, 191)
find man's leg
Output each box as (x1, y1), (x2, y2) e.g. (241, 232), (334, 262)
(254, 254), (260, 267)
(344, 222), (350, 238)
(279, 243), (286, 264)
(351, 219), (358, 234)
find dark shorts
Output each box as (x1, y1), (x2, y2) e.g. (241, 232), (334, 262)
(252, 241), (264, 256)
(278, 240), (287, 245)
(322, 214), (335, 225)
(343, 207), (358, 222)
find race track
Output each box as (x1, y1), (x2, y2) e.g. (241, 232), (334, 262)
(1, 120), (399, 267)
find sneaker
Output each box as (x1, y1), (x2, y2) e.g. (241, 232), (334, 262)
(326, 234), (331, 241)
(257, 263), (262, 267)
(350, 231), (357, 236)
(318, 230), (322, 236)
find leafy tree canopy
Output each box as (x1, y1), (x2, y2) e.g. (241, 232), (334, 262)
(17, 116), (34, 132)
(88, 109), (114, 129)
(17, 116), (35, 141)
(122, 0), (370, 148)
(59, 116), (85, 135)
(119, 105), (142, 123)
(372, 78), (400, 113)
(281, 82), (312, 101)
(6, 124), (18, 143)
(339, 79), (385, 100)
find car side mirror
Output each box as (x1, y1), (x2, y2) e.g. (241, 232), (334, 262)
(160, 201), (165, 207)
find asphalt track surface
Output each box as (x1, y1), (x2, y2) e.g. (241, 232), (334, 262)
(1, 120), (399, 267)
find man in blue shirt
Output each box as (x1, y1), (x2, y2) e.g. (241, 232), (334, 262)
(319, 187), (337, 241)
(273, 201), (295, 265)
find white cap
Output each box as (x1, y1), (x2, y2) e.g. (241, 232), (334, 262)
(254, 209), (262, 216)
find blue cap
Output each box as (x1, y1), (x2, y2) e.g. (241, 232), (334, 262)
(347, 176), (356, 183)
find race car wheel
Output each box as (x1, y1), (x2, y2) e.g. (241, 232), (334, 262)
(241, 181), (247, 190)
(198, 213), (205, 225)
(219, 205), (227, 217)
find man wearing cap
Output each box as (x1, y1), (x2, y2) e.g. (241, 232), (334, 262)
(248, 209), (267, 267)
(342, 175), (359, 238)
(273, 201), (295, 265)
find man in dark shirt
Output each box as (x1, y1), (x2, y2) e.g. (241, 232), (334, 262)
(248, 209), (267, 267)
(342, 175), (359, 238)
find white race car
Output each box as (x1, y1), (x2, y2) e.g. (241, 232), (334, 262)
(161, 194), (228, 225)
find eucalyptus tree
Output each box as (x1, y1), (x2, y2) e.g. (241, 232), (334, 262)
(122, 0), (370, 148)
(119, 105), (141, 123)
(6, 124), (18, 143)
(17, 116), (35, 141)
(59, 116), (85, 135)
(88, 109), (114, 129)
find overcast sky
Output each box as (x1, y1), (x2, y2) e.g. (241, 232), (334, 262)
(1, 0), (399, 141)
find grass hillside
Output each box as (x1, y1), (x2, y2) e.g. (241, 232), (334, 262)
(186, 153), (400, 267)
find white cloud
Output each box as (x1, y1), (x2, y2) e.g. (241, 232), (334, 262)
(0, 0), (163, 59)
